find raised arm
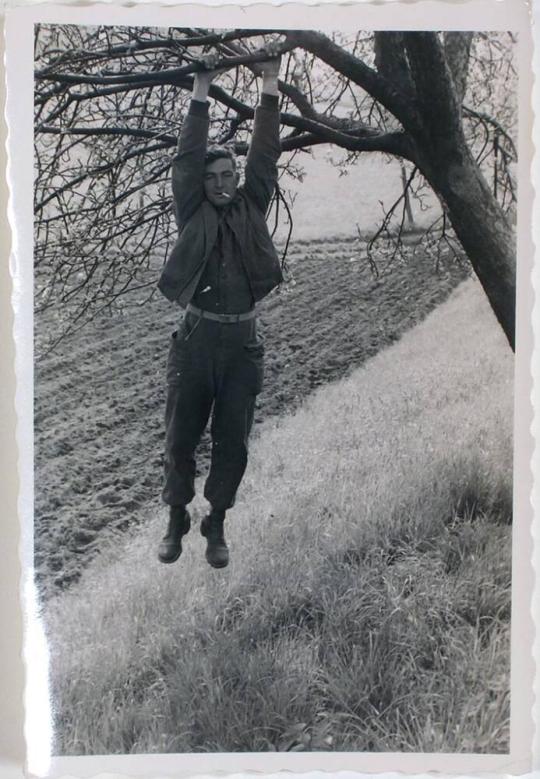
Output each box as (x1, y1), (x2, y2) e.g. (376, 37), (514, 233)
(171, 61), (218, 227)
(244, 54), (282, 213)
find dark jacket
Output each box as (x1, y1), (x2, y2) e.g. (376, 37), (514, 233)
(158, 94), (284, 306)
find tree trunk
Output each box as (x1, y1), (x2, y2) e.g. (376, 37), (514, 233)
(401, 33), (516, 351)
(420, 146), (516, 350)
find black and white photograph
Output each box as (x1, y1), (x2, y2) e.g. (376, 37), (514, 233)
(3, 0), (536, 774)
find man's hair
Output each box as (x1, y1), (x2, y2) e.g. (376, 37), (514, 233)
(205, 145), (237, 170)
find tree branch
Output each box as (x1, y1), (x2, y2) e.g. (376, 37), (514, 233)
(463, 105), (517, 159)
(38, 115), (416, 161)
(39, 28), (276, 72)
(35, 140), (171, 212)
(37, 125), (176, 145)
(35, 44), (298, 88)
(287, 30), (419, 133)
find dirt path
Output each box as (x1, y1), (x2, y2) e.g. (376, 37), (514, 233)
(35, 236), (469, 597)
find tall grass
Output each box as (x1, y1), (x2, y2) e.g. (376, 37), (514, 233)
(45, 278), (513, 755)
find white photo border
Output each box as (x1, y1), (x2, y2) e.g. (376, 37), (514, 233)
(4, 1), (536, 775)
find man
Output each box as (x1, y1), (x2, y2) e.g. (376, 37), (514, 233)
(157, 50), (283, 569)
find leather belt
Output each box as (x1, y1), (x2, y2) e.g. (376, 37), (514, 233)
(186, 303), (256, 324)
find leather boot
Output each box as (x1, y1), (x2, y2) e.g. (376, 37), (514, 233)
(200, 510), (229, 568)
(158, 506), (191, 564)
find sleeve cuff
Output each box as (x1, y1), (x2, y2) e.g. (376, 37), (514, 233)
(260, 93), (279, 109)
(189, 99), (210, 118)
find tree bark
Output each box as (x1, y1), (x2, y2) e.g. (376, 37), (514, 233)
(402, 32), (516, 350)
(420, 147), (516, 349)
(443, 32), (474, 105)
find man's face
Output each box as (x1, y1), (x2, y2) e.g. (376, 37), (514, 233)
(203, 157), (239, 207)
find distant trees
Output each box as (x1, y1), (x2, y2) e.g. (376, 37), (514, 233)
(35, 27), (517, 349)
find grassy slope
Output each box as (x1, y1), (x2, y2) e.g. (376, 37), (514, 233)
(44, 277), (513, 756)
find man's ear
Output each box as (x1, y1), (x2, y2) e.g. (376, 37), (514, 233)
(235, 171), (240, 186)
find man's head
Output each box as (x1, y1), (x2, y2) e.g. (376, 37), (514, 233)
(204, 146), (239, 207)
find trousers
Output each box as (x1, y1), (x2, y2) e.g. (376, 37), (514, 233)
(162, 310), (264, 511)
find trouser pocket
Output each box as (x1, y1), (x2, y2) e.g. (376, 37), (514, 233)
(166, 312), (203, 385)
(166, 330), (184, 386)
(177, 311), (201, 342)
(243, 338), (264, 395)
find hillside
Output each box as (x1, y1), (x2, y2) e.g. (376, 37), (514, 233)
(273, 151), (439, 242)
(43, 276), (513, 755)
(34, 235), (468, 597)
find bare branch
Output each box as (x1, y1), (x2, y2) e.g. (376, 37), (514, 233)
(287, 29), (419, 133)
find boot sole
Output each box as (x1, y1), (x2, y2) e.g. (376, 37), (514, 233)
(158, 550), (182, 564)
(206, 557), (229, 569)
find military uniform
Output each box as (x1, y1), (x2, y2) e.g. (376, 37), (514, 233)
(159, 94), (282, 512)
